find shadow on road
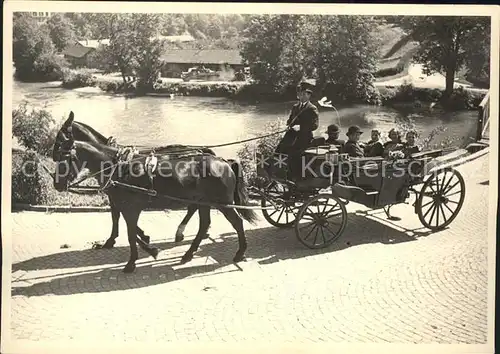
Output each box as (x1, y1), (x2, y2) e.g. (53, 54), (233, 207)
(12, 213), (432, 297)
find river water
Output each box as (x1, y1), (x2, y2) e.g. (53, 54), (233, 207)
(13, 81), (478, 158)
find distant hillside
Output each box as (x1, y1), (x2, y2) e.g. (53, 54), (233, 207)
(373, 24), (407, 59)
(372, 24), (419, 78)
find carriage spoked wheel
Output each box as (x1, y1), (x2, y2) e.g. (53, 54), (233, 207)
(416, 168), (466, 231)
(261, 181), (300, 228)
(295, 193), (347, 249)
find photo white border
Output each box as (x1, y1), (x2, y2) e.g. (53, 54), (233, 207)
(2, 2), (499, 354)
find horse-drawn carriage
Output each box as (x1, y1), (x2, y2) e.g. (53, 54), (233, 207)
(51, 112), (467, 272)
(254, 144), (466, 249)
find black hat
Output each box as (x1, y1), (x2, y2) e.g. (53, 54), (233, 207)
(297, 81), (314, 94)
(327, 124), (340, 133)
(347, 125), (363, 136)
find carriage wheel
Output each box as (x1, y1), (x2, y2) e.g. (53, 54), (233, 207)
(295, 193), (347, 249)
(416, 168), (465, 231)
(261, 181), (299, 228)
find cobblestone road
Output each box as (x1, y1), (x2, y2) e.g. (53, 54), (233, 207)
(6, 154), (493, 346)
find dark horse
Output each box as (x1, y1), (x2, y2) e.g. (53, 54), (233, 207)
(52, 112), (258, 273)
(53, 113), (215, 248)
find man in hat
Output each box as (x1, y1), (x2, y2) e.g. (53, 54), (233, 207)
(325, 124), (345, 147)
(343, 125), (365, 158)
(309, 123), (345, 148)
(275, 82), (320, 179)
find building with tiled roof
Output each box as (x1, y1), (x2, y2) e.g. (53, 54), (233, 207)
(160, 49), (245, 77)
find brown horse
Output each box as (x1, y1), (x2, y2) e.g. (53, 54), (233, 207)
(52, 113), (258, 273)
(52, 113), (215, 248)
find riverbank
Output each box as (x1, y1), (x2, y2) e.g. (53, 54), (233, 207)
(59, 69), (488, 110)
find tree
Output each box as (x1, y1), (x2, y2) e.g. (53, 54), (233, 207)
(13, 14), (66, 82)
(395, 16), (491, 98)
(92, 14), (138, 83)
(160, 14), (188, 35)
(46, 13), (76, 52)
(314, 15), (380, 103)
(462, 19), (491, 87)
(240, 15), (291, 93)
(241, 15), (380, 102)
(64, 13), (94, 39)
(130, 14), (166, 94)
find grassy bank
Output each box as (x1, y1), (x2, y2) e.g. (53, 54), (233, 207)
(377, 84), (486, 110)
(61, 69), (487, 110)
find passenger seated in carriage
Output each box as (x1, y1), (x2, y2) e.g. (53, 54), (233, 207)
(402, 130), (421, 157)
(309, 124), (345, 149)
(342, 125), (365, 158)
(275, 82), (320, 180)
(383, 128), (404, 157)
(363, 129), (384, 157)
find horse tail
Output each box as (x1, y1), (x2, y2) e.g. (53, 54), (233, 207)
(229, 159), (259, 225)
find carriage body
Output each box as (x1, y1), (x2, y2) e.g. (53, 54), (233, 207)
(256, 144), (466, 249)
(256, 145), (439, 208)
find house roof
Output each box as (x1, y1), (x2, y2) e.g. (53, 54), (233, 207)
(160, 49), (243, 65)
(77, 39), (110, 48)
(62, 44), (94, 58)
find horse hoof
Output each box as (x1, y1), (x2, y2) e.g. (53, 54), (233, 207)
(233, 254), (246, 263)
(202, 233), (210, 240)
(175, 234), (184, 243)
(123, 263), (136, 273)
(150, 247), (159, 260)
(142, 235), (151, 244)
(101, 241), (115, 249)
(180, 254), (193, 264)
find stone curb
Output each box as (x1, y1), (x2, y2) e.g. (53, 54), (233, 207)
(11, 204), (111, 213)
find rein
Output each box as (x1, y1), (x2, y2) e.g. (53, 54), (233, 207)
(129, 104), (310, 155)
(66, 104), (311, 190)
(108, 181), (278, 211)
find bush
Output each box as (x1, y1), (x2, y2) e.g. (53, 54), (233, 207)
(233, 83), (294, 102)
(379, 83), (485, 111)
(11, 151), (50, 205)
(12, 103), (58, 156)
(61, 69), (98, 89)
(373, 66), (404, 78)
(152, 81), (248, 98)
(442, 86), (484, 110)
(97, 79), (122, 92)
(32, 53), (68, 81)
(236, 119), (286, 187)
(11, 151), (110, 207)
(392, 116), (462, 151)
(379, 83), (442, 105)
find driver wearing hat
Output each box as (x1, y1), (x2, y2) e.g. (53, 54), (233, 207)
(275, 81), (320, 178)
(343, 125), (365, 158)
